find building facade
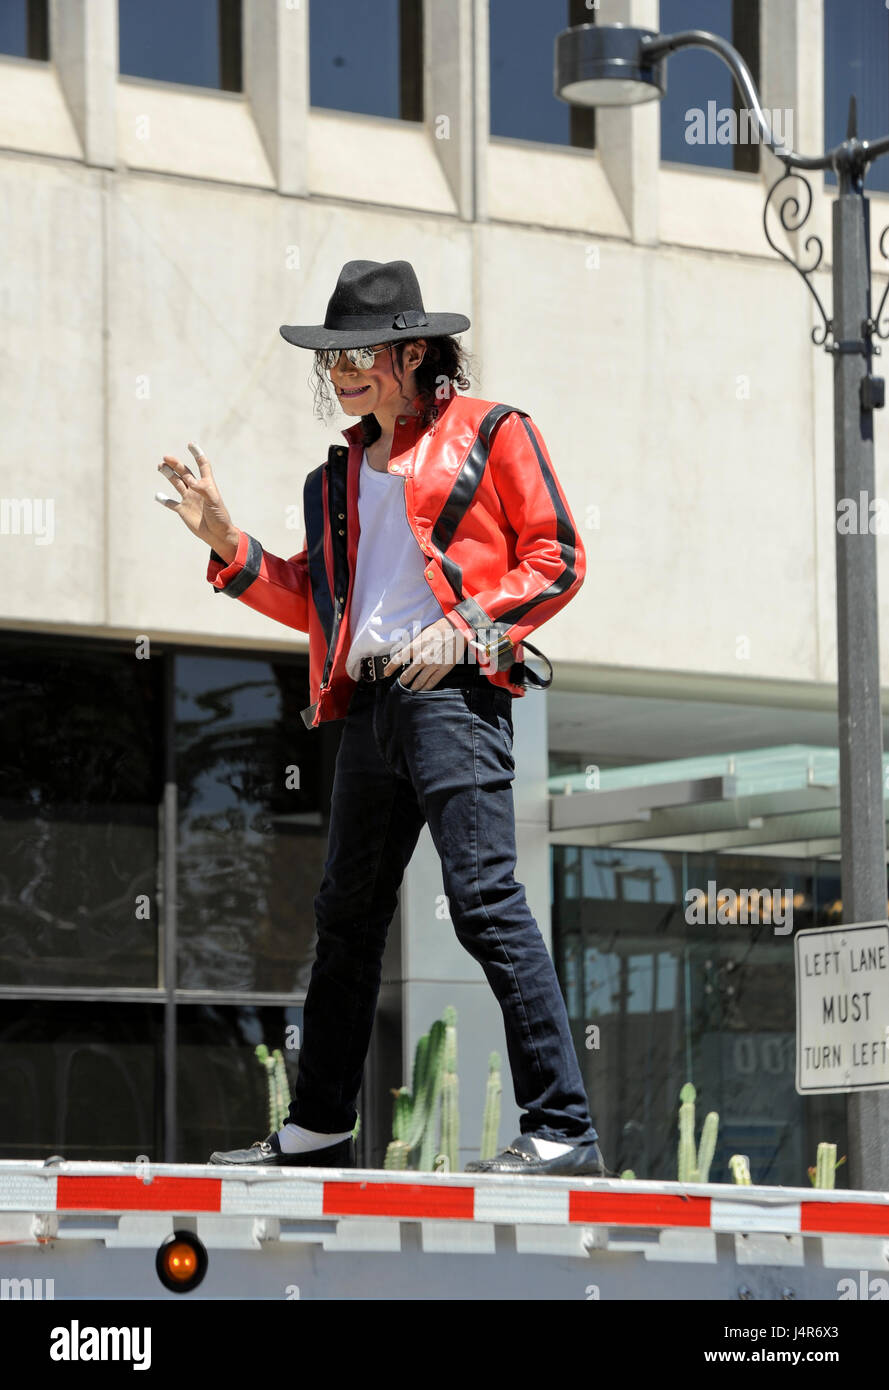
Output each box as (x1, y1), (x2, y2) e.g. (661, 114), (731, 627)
(2, 0), (888, 1180)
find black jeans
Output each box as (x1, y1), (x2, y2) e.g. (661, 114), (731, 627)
(286, 666), (598, 1145)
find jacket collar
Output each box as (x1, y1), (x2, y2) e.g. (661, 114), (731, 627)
(340, 388), (456, 448)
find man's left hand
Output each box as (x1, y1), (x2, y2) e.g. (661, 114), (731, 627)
(387, 617), (470, 690)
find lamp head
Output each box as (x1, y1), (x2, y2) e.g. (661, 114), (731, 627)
(555, 23), (666, 108)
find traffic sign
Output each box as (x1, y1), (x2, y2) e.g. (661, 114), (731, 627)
(795, 921), (889, 1094)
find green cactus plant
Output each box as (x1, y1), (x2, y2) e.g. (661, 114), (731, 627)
(729, 1154), (752, 1185)
(384, 1016), (448, 1170)
(255, 1043), (291, 1132)
(383, 1010), (507, 1172)
(809, 1141), (845, 1188)
(273, 1049), (289, 1130)
(256, 1041), (359, 1146)
(677, 1082), (720, 1183)
(438, 1006), (459, 1172)
(480, 1052), (502, 1161)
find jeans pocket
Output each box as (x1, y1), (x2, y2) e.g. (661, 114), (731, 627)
(497, 711), (515, 764)
(395, 673), (460, 695)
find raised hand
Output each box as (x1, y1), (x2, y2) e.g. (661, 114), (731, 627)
(155, 442), (240, 562)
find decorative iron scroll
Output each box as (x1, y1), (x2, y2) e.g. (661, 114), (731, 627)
(869, 224), (889, 343)
(763, 168), (832, 349)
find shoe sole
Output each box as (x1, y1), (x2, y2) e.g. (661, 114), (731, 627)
(466, 1145), (607, 1177)
(465, 1163), (606, 1176)
(208, 1147), (356, 1169)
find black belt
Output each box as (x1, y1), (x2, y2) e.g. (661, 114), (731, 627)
(358, 655), (400, 682)
(358, 655), (487, 686)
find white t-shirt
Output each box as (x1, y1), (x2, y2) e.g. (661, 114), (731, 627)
(345, 448), (446, 679)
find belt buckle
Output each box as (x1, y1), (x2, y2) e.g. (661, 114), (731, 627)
(363, 657), (376, 683)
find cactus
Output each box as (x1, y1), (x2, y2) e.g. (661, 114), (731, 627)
(620, 1170), (637, 1181)
(255, 1044), (283, 1132)
(678, 1083), (697, 1181)
(677, 1082), (720, 1183)
(438, 1006), (459, 1172)
(383, 1009), (503, 1172)
(255, 1044), (293, 1132)
(273, 1049), (289, 1130)
(697, 1112), (719, 1184)
(256, 1041), (360, 1148)
(384, 1017), (448, 1170)
(729, 1154), (752, 1185)
(384, 1136), (410, 1170)
(480, 1052), (502, 1161)
(809, 1142), (845, 1188)
(255, 1044), (273, 1132)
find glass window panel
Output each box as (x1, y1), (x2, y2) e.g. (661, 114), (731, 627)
(627, 952), (656, 1013)
(175, 653), (328, 993)
(815, 863), (843, 927)
(659, 0), (745, 170)
(0, 1002), (161, 1161)
(309, 0), (405, 119)
(562, 933), (581, 1015)
(553, 844), (848, 1184)
(0, 1), (28, 56)
(824, 0), (889, 193)
(490, 0), (573, 146)
(119, 0), (241, 91)
(0, 636), (163, 989)
(0, 0), (46, 58)
(655, 952), (679, 1011)
(177, 1003), (303, 1162)
(584, 946), (619, 1016)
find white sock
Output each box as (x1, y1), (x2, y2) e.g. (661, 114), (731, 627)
(277, 1122), (353, 1155)
(529, 1137), (575, 1160)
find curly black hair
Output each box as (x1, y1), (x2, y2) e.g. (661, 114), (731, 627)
(307, 335), (475, 445)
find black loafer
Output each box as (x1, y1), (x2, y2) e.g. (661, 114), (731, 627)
(208, 1131), (355, 1168)
(465, 1133), (607, 1176)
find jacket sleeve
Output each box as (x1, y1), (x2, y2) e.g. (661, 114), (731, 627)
(207, 527), (311, 634)
(443, 411), (586, 660)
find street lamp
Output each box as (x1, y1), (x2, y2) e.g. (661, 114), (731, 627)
(556, 24), (889, 1191)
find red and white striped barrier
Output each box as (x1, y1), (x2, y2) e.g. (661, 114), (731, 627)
(1, 1162), (889, 1239)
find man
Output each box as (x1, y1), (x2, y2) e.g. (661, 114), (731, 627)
(156, 260), (604, 1176)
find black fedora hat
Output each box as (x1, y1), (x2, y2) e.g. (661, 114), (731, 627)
(279, 259), (470, 350)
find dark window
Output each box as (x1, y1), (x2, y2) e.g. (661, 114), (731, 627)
(0, 635), (335, 994)
(118, 0), (242, 92)
(0, 999), (317, 1163)
(490, 0), (594, 149)
(0, 0), (48, 59)
(177, 1003), (303, 1163)
(0, 1002), (162, 1162)
(309, 0), (422, 122)
(0, 632), (347, 1160)
(174, 652), (328, 994)
(659, 0), (762, 174)
(824, 0), (889, 194)
(0, 636), (164, 989)
(553, 845), (849, 1186)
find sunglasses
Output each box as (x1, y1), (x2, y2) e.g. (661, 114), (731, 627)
(316, 345), (391, 371)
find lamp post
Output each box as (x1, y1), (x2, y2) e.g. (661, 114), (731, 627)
(555, 24), (889, 1190)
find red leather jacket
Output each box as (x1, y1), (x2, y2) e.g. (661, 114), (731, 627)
(207, 391), (585, 729)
